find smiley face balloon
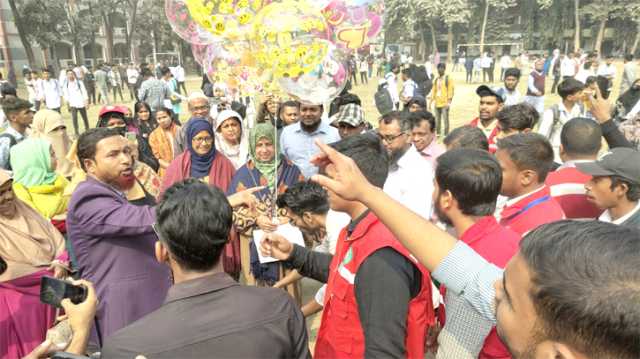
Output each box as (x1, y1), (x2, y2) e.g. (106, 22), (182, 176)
(184, 0), (271, 40)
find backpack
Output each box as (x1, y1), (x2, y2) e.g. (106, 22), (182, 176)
(0, 132), (17, 170)
(417, 76), (433, 97)
(548, 103), (585, 140)
(375, 86), (395, 116)
(203, 82), (214, 98)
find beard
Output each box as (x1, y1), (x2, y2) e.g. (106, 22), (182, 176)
(433, 201), (453, 227)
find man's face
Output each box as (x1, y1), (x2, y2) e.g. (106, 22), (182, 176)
(411, 120), (435, 152)
(281, 106), (299, 125)
(494, 254), (542, 358)
(43, 71), (50, 80)
(606, 58), (613, 66)
(337, 122), (363, 139)
(378, 119), (411, 159)
(496, 149), (522, 197)
(432, 181), (453, 227)
(0, 179), (17, 218)
(285, 208), (324, 237)
(11, 109), (34, 128)
(189, 98), (211, 118)
(84, 136), (135, 191)
(408, 103), (424, 113)
(504, 76), (519, 91)
(585, 176), (620, 210)
(438, 67), (445, 76)
(496, 123), (526, 140)
(535, 61), (544, 72)
(299, 105), (323, 128)
(322, 164), (350, 212)
(479, 96), (503, 122)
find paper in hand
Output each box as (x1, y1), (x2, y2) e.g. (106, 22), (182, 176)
(253, 223), (305, 264)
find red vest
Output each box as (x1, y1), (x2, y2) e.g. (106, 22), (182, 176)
(526, 71), (546, 96)
(469, 117), (500, 153)
(315, 213), (435, 359)
(545, 166), (603, 219)
(499, 186), (566, 236)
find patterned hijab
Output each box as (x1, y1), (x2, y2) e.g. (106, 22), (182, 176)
(249, 122), (279, 190)
(186, 118), (216, 179)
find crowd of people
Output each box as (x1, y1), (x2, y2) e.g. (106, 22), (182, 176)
(0, 46), (639, 359)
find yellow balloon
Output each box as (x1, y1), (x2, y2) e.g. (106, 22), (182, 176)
(184, 0), (266, 39)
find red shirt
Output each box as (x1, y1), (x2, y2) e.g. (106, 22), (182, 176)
(460, 216), (520, 359)
(545, 166), (603, 219)
(469, 117), (499, 153)
(499, 186), (566, 236)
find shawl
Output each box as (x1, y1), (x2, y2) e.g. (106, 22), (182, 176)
(149, 123), (179, 178)
(161, 150), (236, 198)
(30, 109), (74, 178)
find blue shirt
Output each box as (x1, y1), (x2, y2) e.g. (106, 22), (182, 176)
(0, 126), (25, 170)
(280, 121), (340, 178)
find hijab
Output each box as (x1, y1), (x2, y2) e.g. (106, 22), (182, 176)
(30, 109), (73, 178)
(214, 110), (248, 169)
(618, 79), (640, 112)
(10, 138), (58, 187)
(186, 118), (216, 178)
(0, 170), (65, 282)
(249, 122), (279, 190)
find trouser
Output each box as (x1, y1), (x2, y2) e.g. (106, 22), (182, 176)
(466, 68), (473, 83)
(48, 107), (61, 114)
(70, 107), (89, 135)
(97, 86), (110, 105)
(551, 75), (561, 93)
(127, 83), (136, 100)
(87, 87), (96, 105)
(368, 67), (373, 78)
(239, 234), (256, 286)
(483, 68), (491, 82)
(501, 68), (506, 81)
(524, 95), (545, 115)
(434, 106), (450, 136)
(489, 67), (495, 82)
(360, 71), (368, 84)
(33, 100), (41, 111)
(377, 66), (384, 77)
(112, 84), (124, 102)
(178, 81), (187, 94)
(350, 70), (358, 85)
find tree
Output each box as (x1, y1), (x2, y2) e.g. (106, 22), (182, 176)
(6, 0), (36, 66)
(478, 0), (517, 54)
(581, 0), (625, 54)
(614, 1), (640, 54)
(574, 0), (581, 51)
(437, 0), (472, 63)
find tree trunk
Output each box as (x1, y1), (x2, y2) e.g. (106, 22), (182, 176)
(631, 26), (640, 56)
(594, 18), (607, 54)
(574, 0), (581, 52)
(447, 25), (454, 65)
(479, 1), (490, 55)
(126, 0), (139, 62)
(6, 0), (36, 66)
(102, 12), (114, 63)
(427, 22), (438, 56)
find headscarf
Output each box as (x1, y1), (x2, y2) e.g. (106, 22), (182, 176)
(618, 79), (640, 112)
(214, 110), (249, 169)
(30, 109), (73, 178)
(249, 122), (279, 190)
(186, 118), (216, 178)
(10, 138), (58, 187)
(0, 170), (66, 282)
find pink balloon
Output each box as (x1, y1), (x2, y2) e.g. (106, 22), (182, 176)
(165, 0), (217, 45)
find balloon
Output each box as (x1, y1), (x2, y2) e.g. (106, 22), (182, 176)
(321, 0), (384, 50)
(183, 0), (270, 40)
(251, 0), (331, 79)
(277, 41), (350, 104)
(204, 40), (272, 96)
(165, 0), (219, 45)
(191, 44), (210, 65)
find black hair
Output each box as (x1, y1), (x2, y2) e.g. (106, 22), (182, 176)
(160, 67), (172, 76)
(1, 97), (32, 116)
(557, 78), (586, 99)
(409, 111), (436, 133)
(407, 96), (426, 109)
(141, 68), (153, 78)
(155, 107), (174, 119)
(0, 83), (17, 98)
(625, 53), (634, 62)
(560, 117), (602, 157)
(280, 100), (300, 112)
(0, 256), (6, 275)
(504, 68), (521, 79)
(444, 125), (489, 151)
(401, 68), (412, 78)
(77, 127), (122, 172)
(156, 179), (233, 272)
(610, 176), (640, 202)
(276, 181), (329, 217)
(436, 149), (502, 216)
(496, 103), (539, 132)
(380, 111), (412, 132)
(437, 63), (446, 70)
(496, 133), (554, 182)
(521, 220), (640, 359)
(330, 132), (389, 188)
(585, 76), (598, 86)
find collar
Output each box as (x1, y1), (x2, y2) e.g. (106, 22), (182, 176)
(460, 216), (501, 247)
(558, 159), (594, 170)
(505, 186), (547, 207)
(345, 210), (376, 242)
(5, 125), (25, 139)
(396, 145), (420, 169)
(293, 121), (328, 136)
(475, 118), (498, 133)
(599, 201), (640, 225)
(421, 140), (440, 156)
(164, 273), (238, 304)
(558, 101), (581, 116)
(86, 176), (127, 199)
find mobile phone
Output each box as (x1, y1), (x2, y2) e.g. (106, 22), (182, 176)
(125, 131), (137, 142)
(40, 276), (88, 308)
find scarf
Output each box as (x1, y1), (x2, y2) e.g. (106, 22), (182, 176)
(214, 110), (248, 169)
(30, 109), (74, 178)
(249, 122), (279, 190)
(186, 118), (217, 178)
(10, 138), (58, 187)
(0, 170), (66, 282)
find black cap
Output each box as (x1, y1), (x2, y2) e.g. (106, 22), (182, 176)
(576, 148), (640, 184)
(476, 85), (506, 103)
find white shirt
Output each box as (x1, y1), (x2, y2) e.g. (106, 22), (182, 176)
(174, 66), (186, 82)
(126, 68), (139, 84)
(538, 102), (587, 162)
(481, 56), (492, 68)
(383, 145), (434, 219)
(313, 209), (350, 306)
(575, 68), (595, 84)
(25, 79), (38, 103)
(499, 55), (513, 68)
(599, 202), (640, 225)
(40, 79), (62, 109)
(597, 64), (616, 79)
(62, 79), (88, 108)
(501, 88), (523, 106)
(561, 58), (577, 77)
(385, 72), (400, 105)
(401, 78), (417, 100)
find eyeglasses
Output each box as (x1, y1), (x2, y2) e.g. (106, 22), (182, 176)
(192, 105), (210, 112)
(192, 136), (214, 144)
(377, 131), (407, 143)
